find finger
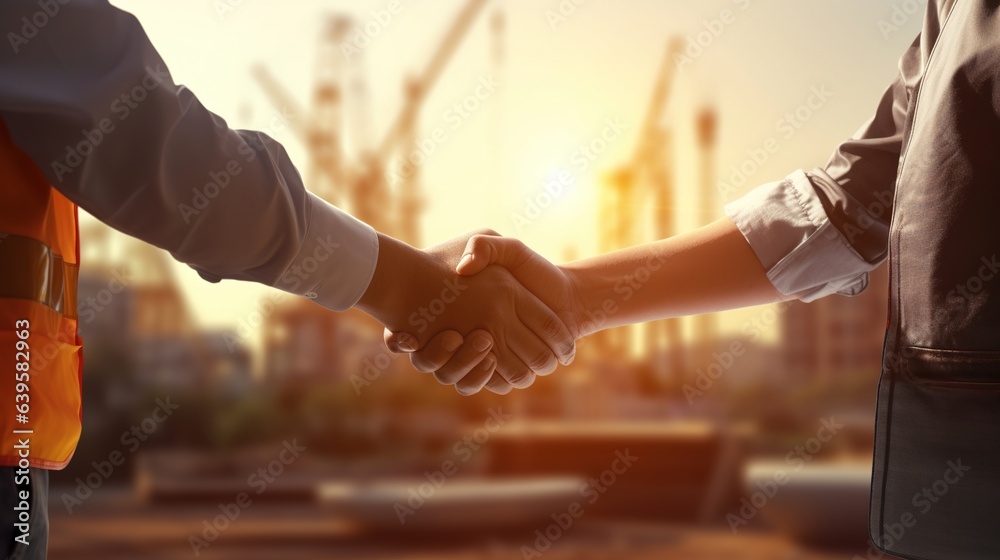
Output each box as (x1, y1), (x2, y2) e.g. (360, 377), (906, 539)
(515, 287), (576, 366)
(455, 352), (498, 396)
(505, 320), (559, 379)
(423, 228), (501, 269)
(407, 331), (464, 373)
(384, 330), (420, 354)
(432, 330), (495, 385)
(457, 235), (531, 276)
(423, 228), (499, 254)
(484, 371), (514, 395)
(493, 337), (538, 390)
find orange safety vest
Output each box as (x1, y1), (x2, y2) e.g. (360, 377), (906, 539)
(0, 120), (82, 470)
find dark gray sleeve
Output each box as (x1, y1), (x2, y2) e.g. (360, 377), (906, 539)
(0, 0), (378, 311)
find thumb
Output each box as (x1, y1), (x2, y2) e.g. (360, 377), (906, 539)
(384, 329), (419, 353)
(456, 235), (531, 276)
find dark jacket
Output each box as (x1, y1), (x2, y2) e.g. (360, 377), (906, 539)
(814, 1), (1000, 557)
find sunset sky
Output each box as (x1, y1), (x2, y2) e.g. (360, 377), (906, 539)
(101, 0), (924, 331)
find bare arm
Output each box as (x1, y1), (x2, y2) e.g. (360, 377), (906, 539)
(562, 217), (791, 335)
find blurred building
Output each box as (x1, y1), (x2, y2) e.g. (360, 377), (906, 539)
(263, 302), (388, 383)
(781, 264), (888, 384)
(78, 222), (252, 395)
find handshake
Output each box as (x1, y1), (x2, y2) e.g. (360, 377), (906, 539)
(353, 217), (775, 395)
(355, 229), (593, 396)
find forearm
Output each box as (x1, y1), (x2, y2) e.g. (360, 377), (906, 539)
(565, 217), (791, 335)
(355, 233), (439, 330)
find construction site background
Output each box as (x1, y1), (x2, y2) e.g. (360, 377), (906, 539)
(48, 1), (922, 558)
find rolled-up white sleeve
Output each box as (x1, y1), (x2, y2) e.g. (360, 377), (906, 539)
(723, 169), (880, 303)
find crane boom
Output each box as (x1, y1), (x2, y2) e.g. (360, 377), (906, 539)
(378, 0), (490, 159)
(631, 39), (683, 169)
(251, 64), (311, 144)
(253, 63), (345, 203)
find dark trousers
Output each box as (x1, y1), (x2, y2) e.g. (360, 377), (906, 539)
(1, 467), (48, 560)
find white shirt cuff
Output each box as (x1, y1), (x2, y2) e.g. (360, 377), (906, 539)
(723, 169), (877, 303)
(273, 193), (379, 312)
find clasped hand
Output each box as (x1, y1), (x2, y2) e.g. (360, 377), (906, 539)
(362, 230), (587, 396)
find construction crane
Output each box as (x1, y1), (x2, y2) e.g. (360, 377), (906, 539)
(377, 0), (490, 246)
(252, 16), (360, 215)
(601, 37), (683, 253)
(253, 0), (491, 246)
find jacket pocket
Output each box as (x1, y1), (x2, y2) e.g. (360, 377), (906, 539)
(899, 346), (1000, 388)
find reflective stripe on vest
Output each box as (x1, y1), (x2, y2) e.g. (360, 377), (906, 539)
(0, 234), (79, 318)
(0, 120), (82, 470)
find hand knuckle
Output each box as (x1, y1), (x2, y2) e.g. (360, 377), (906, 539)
(487, 378), (512, 394)
(543, 316), (563, 339)
(507, 368), (535, 388)
(529, 350), (556, 373)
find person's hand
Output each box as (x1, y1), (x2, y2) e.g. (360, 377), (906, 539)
(456, 235), (588, 336)
(390, 328), (513, 395)
(385, 233), (588, 391)
(356, 230), (576, 395)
